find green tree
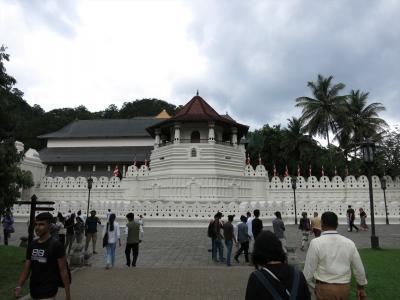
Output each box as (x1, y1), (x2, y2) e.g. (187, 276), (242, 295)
(335, 89), (388, 158)
(296, 74), (347, 162)
(119, 99), (178, 118)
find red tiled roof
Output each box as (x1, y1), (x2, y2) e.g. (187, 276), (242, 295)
(174, 95), (222, 120)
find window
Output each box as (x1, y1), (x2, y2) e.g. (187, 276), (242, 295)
(191, 131), (200, 143)
(191, 148), (197, 157)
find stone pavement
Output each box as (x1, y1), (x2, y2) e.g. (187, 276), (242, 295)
(5, 222), (400, 299)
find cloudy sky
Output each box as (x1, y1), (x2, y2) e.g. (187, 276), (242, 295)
(1, 0), (400, 131)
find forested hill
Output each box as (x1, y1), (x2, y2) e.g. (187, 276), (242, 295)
(2, 97), (180, 151)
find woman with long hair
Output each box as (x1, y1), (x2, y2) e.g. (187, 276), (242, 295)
(246, 231), (310, 299)
(102, 213), (121, 269)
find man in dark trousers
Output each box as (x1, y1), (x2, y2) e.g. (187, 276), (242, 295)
(125, 213), (140, 267)
(15, 212), (71, 300)
(85, 210), (101, 254)
(251, 209), (263, 239)
(347, 205), (359, 232)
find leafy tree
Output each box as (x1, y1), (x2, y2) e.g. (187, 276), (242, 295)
(335, 89), (388, 159)
(119, 98), (178, 118)
(296, 74), (347, 162)
(0, 46), (33, 212)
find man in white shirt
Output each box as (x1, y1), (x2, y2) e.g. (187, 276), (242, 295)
(303, 211), (367, 300)
(245, 212), (253, 253)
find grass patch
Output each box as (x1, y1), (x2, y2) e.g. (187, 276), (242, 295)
(0, 245), (29, 300)
(350, 249), (400, 300)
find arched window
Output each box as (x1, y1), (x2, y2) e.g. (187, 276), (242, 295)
(191, 148), (197, 157)
(191, 131), (200, 143)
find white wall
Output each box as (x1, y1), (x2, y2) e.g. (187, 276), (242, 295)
(47, 137), (153, 148)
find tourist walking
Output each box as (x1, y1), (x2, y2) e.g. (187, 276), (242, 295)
(74, 211), (85, 244)
(347, 205), (359, 232)
(223, 215), (237, 267)
(311, 212), (322, 237)
(125, 213), (140, 267)
(64, 213), (75, 254)
(85, 210), (102, 254)
(359, 208), (368, 230)
(212, 212), (225, 262)
(56, 212), (66, 246)
(245, 231), (311, 300)
(138, 214), (144, 240)
(299, 212), (311, 251)
(234, 215), (250, 263)
(303, 211), (367, 300)
(106, 209), (112, 221)
(2, 208), (14, 245)
(102, 213), (121, 269)
(246, 211), (254, 251)
(272, 211), (286, 254)
(251, 209), (263, 239)
(14, 212), (71, 300)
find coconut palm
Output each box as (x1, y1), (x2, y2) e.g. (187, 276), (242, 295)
(335, 89), (388, 157)
(296, 75), (347, 161)
(281, 117), (317, 163)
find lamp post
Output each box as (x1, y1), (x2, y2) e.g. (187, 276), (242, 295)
(86, 176), (93, 219)
(380, 176), (389, 225)
(361, 139), (379, 249)
(291, 176), (298, 225)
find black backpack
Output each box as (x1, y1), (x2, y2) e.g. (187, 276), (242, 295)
(48, 238), (72, 287)
(207, 220), (216, 238)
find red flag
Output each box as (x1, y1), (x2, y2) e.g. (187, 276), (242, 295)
(145, 158), (148, 167)
(284, 165), (289, 177)
(246, 153), (250, 165)
(258, 153), (262, 165)
(309, 164), (312, 177)
(273, 164), (277, 177)
(321, 165), (325, 177)
(113, 166), (119, 177)
(297, 164), (301, 177)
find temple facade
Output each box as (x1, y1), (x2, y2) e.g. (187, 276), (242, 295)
(14, 95), (400, 226)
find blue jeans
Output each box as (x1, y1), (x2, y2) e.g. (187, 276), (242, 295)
(225, 240), (233, 266)
(213, 239), (224, 262)
(105, 243), (116, 266)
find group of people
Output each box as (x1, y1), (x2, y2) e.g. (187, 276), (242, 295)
(209, 209), (367, 299)
(347, 205), (369, 231)
(208, 210), (264, 266)
(14, 209), (145, 299)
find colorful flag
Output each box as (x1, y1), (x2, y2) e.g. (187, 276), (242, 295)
(284, 165), (289, 177)
(321, 165), (325, 177)
(246, 153), (250, 165)
(309, 164), (312, 177)
(258, 153), (262, 165)
(273, 164), (277, 177)
(297, 164), (301, 177)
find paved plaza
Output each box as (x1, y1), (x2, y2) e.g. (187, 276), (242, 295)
(6, 222), (400, 299)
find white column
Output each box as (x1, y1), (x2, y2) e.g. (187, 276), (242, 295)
(78, 165), (81, 172)
(231, 127), (238, 147)
(208, 121), (215, 144)
(92, 165), (96, 172)
(107, 165), (111, 172)
(49, 166), (53, 173)
(63, 165), (67, 172)
(174, 123), (181, 144)
(123, 165), (126, 176)
(155, 128), (161, 147)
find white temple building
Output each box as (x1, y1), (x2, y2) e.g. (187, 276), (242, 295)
(15, 95), (400, 226)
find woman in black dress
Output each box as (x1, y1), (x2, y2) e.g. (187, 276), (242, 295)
(245, 231), (311, 300)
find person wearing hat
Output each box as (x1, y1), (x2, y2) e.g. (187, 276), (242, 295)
(85, 210), (102, 254)
(15, 212), (71, 300)
(245, 231), (310, 299)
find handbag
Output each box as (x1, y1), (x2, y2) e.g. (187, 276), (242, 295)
(102, 223), (109, 247)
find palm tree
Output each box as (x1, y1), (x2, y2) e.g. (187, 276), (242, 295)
(281, 117), (317, 163)
(296, 74), (347, 162)
(335, 89), (388, 158)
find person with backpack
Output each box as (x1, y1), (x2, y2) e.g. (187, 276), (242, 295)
(299, 212), (311, 251)
(245, 231), (310, 300)
(14, 212), (71, 300)
(2, 208), (14, 245)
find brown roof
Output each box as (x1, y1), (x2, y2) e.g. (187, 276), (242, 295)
(147, 95), (249, 137)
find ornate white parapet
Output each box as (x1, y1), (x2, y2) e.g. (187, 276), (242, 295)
(208, 121), (215, 144)
(174, 123), (181, 144)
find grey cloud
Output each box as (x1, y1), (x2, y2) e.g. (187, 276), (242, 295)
(173, 0), (400, 129)
(13, 0), (79, 37)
